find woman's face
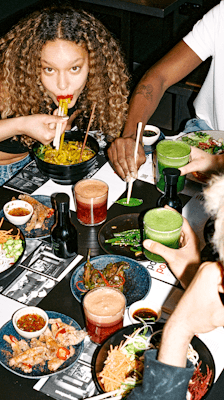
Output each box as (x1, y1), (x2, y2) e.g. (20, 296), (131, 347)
(41, 39), (89, 108)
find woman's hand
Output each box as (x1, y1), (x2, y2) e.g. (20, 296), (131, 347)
(179, 146), (223, 176)
(107, 137), (146, 181)
(143, 210), (201, 288)
(158, 261), (224, 367)
(19, 114), (68, 145)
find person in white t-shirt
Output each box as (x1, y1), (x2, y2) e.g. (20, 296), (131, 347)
(108, 1), (224, 182)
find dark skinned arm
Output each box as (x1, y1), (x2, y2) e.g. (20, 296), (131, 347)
(108, 40), (203, 181)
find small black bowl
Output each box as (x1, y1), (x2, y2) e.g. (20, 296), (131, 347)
(32, 130), (99, 185)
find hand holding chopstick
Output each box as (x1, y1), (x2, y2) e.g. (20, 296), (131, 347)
(127, 122), (142, 204)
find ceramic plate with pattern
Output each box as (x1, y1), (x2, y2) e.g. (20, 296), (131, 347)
(70, 254), (151, 307)
(0, 311), (84, 378)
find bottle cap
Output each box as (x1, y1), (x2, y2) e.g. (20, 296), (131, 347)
(163, 168), (180, 185)
(55, 193), (70, 212)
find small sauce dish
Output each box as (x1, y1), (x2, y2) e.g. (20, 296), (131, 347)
(129, 299), (162, 325)
(12, 306), (48, 339)
(4, 200), (33, 226)
(142, 125), (160, 146)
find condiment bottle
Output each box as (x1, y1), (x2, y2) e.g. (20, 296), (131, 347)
(156, 168), (182, 213)
(51, 193), (78, 259)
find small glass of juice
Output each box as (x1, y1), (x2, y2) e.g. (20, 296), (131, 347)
(143, 208), (183, 263)
(156, 140), (190, 193)
(74, 179), (108, 226)
(83, 287), (126, 344)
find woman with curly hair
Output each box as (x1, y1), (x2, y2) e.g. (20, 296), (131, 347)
(0, 5), (129, 185)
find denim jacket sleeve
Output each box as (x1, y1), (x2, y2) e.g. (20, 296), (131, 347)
(126, 349), (194, 400)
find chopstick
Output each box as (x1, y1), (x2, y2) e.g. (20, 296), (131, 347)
(127, 122), (142, 204)
(53, 101), (64, 150)
(79, 102), (97, 163)
(84, 390), (122, 400)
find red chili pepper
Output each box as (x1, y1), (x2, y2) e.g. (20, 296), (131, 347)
(10, 335), (18, 343)
(111, 273), (125, 287)
(57, 95), (73, 101)
(55, 328), (66, 338)
(47, 209), (54, 218)
(97, 271), (125, 287)
(97, 270), (110, 286)
(22, 363), (32, 369)
(76, 281), (88, 292)
(198, 142), (210, 149)
(56, 347), (70, 360)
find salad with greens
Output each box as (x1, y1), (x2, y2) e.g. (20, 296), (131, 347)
(181, 131), (224, 154)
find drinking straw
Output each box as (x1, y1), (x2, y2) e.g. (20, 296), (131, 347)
(127, 122), (142, 204)
(79, 102), (97, 163)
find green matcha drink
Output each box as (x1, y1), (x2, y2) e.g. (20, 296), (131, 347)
(156, 140), (190, 193)
(143, 208), (183, 262)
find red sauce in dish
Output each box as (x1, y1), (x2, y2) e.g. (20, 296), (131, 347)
(133, 308), (158, 321)
(17, 314), (46, 332)
(8, 207), (30, 217)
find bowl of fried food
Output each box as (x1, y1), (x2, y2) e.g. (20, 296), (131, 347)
(12, 306), (49, 339)
(32, 130), (99, 185)
(3, 200), (33, 226)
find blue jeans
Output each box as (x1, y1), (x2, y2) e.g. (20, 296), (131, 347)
(183, 118), (212, 133)
(0, 154), (32, 186)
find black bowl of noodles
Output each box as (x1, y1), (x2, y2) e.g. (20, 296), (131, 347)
(32, 130), (99, 185)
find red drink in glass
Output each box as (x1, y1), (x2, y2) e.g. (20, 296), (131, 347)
(83, 287), (126, 344)
(74, 179), (108, 226)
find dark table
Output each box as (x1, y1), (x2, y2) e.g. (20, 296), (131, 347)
(0, 178), (223, 400)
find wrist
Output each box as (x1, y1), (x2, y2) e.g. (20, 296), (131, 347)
(158, 317), (194, 367)
(122, 128), (137, 140)
(17, 116), (26, 135)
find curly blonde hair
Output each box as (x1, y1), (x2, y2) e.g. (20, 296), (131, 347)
(0, 5), (130, 147)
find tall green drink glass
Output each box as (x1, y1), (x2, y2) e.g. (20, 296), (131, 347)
(156, 140), (190, 193)
(143, 208), (183, 263)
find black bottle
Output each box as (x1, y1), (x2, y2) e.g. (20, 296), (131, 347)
(51, 193), (78, 259)
(156, 168), (182, 213)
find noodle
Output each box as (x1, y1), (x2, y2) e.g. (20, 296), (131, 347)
(36, 141), (95, 165)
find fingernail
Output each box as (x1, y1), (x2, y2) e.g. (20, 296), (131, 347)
(62, 116), (69, 120)
(143, 239), (153, 249)
(125, 175), (131, 183)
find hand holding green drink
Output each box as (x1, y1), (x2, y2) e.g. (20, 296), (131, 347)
(156, 140), (191, 193)
(143, 208), (183, 263)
